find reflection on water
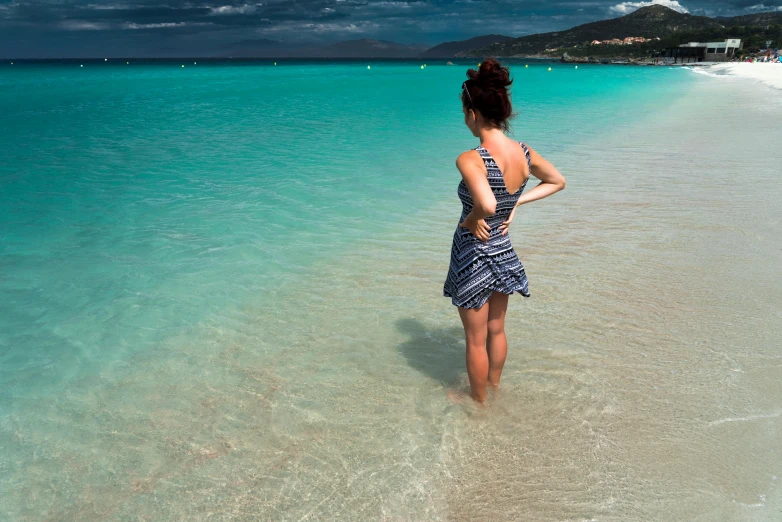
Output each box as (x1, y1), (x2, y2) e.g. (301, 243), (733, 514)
(3, 76), (782, 520)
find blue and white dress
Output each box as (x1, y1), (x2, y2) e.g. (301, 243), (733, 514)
(443, 143), (531, 309)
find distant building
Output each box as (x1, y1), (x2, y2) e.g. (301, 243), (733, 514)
(660, 46), (704, 64)
(591, 40), (602, 45)
(680, 39), (742, 61)
(660, 39), (742, 64)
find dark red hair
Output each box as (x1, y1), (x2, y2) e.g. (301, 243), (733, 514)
(461, 58), (514, 132)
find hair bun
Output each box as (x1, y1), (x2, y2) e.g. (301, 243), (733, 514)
(468, 58), (512, 89)
(462, 57), (514, 132)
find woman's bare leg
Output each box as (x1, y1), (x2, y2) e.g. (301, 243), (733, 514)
(458, 302), (490, 402)
(487, 292), (509, 387)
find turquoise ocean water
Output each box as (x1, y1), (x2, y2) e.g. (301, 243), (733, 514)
(0, 61), (679, 396)
(2, 61), (781, 520)
(0, 61), (683, 384)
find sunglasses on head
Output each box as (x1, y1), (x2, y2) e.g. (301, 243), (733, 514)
(462, 81), (474, 109)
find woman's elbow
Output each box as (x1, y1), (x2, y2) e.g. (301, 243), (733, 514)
(557, 176), (566, 191)
(474, 202), (496, 217)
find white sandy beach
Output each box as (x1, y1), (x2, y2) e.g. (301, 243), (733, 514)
(705, 62), (782, 90)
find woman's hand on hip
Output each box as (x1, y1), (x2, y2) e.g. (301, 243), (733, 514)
(460, 216), (490, 242)
(499, 206), (517, 236)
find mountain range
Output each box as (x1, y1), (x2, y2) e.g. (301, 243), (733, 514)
(418, 35), (515, 58)
(463, 5), (782, 57)
(213, 6), (782, 60)
(221, 38), (431, 58)
(218, 36), (509, 59)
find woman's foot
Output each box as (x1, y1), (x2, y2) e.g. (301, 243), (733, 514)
(470, 390), (487, 403)
(487, 382), (501, 400)
(472, 396), (486, 404)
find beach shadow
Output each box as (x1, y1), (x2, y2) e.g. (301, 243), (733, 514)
(395, 318), (465, 387)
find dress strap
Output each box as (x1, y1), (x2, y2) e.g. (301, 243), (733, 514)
(475, 146), (498, 174)
(519, 142), (531, 171)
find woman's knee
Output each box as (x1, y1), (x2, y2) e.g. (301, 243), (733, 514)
(465, 333), (487, 350)
(487, 319), (505, 337)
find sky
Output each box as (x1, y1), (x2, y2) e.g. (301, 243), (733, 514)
(1, 0), (781, 57)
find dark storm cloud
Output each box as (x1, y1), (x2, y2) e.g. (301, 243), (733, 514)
(1, 1), (351, 27)
(1, 0), (780, 57)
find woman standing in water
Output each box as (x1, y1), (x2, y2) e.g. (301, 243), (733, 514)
(443, 59), (566, 403)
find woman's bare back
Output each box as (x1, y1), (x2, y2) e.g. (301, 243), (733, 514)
(478, 137), (530, 194)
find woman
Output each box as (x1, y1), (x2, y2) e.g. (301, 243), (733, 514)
(443, 59), (566, 403)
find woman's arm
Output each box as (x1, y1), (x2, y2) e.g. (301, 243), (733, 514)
(456, 151), (495, 242)
(515, 145), (566, 207)
(498, 145), (565, 236)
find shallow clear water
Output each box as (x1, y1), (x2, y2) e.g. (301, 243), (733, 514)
(1, 61), (780, 520)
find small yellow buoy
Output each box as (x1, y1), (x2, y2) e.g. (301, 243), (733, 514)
(548, 67), (552, 71)
(80, 64), (83, 67)
(182, 65), (185, 68)
(367, 65), (371, 70)
(420, 65), (424, 69)
(194, 62), (197, 65)
(126, 61), (129, 65)
(274, 62), (277, 66)
(10, 62), (13, 65)
(575, 65), (578, 69)
(104, 58), (107, 62)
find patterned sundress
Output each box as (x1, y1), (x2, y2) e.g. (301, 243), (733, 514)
(443, 142), (531, 309)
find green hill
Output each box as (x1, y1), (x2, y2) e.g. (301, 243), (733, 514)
(462, 5), (782, 58)
(419, 35), (514, 58)
(721, 11), (782, 27)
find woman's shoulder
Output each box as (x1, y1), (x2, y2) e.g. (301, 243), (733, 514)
(455, 149), (487, 179)
(455, 149), (483, 167)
